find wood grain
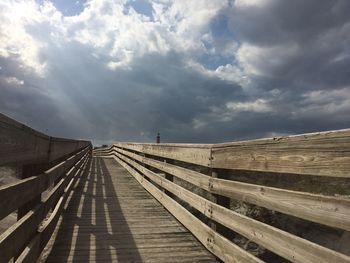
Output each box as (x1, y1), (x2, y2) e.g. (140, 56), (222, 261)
(115, 152), (350, 263)
(0, 147), (89, 220)
(113, 155), (262, 263)
(111, 147), (350, 231)
(44, 157), (217, 263)
(113, 142), (212, 167)
(0, 113), (90, 166)
(212, 128), (350, 177)
(0, 154), (88, 262)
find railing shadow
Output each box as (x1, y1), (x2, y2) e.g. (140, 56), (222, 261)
(45, 157), (143, 262)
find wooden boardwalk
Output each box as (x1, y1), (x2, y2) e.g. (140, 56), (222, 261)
(45, 157), (217, 262)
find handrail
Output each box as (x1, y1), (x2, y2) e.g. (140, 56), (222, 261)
(0, 113), (92, 262)
(0, 146), (90, 221)
(0, 148), (90, 262)
(94, 128), (350, 263)
(0, 113), (90, 166)
(112, 147), (350, 231)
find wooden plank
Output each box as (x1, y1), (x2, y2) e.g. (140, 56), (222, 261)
(0, 154), (88, 262)
(42, 153), (89, 216)
(0, 147), (89, 220)
(99, 128), (350, 176)
(114, 147), (209, 189)
(45, 157), (217, 263)
(114, 142), (212, 167)
(0, 113), (50, 166)
(210, 178), (350, 232)
(49, 137), (90, 162)
(115, 153), (350, 263)
(16, 156), (89, 263)
(46, 147), (89, 186)
(93, 146), (113, 155)
(211, 128), (350, 177)
(0, 204), (45, 262)
(15, 235), (40, 263)
(0, 113), (91, 166)
(113, 148), (350, 231)
(113, 155), (262, 263)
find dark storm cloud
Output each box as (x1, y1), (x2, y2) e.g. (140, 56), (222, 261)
(0, 55), (62, 133)
(228, 0), (350, 91)
(0, 35), (245, 143)
(229, 0), (350, 46)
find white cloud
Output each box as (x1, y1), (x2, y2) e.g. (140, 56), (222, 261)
(215, 63), (249, 86)
(236, 42), (300, 77)
(3, 76), (24, 85)
(226, 98), (272, 113)
(0, 1), (46, 75)
(61, 0), (229, 70)
(0, 0), (232, 75)
(234, 0), (271, 8)
(297, 88), (350, 116)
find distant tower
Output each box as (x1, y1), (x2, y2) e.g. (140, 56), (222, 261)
(156, 132), (160, 143)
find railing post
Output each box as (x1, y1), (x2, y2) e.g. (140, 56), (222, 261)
(16, 160), (49, 260)
(210, 170), (231, 233)
(209, 151), (231, 239)
(17, 137), (52, 219)
(163, 159), (174, 198)
(17, 164), (45, 219)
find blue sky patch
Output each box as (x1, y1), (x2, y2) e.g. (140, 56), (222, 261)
(126, 0), (153, 19)
(51, 0), (86, 16)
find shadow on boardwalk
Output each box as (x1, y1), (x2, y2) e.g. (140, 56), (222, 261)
(45, 157), (216, 262)
(46, 157), (143, 262)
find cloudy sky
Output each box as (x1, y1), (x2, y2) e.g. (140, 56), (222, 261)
(1, 0), (350, 145)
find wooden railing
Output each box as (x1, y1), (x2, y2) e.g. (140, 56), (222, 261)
(94, 129), (350, 263)
(0, 113), (91, 262)
(0, 113), (90, 166)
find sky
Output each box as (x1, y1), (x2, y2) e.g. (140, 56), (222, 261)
(1, 0), (350, 145)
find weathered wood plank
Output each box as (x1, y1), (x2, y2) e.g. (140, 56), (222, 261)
(49, 137), (90, 162)
(0, 147), (89, 220)
(212, 128), (350, 177)
(113, 142), (212, 167)
(210, 178), (350, 232)
(110, 129), (350, 177)
(45, 157), (217, 263)
(115, 153), (350, 263)
(16, 156), (89, 263)
(113, 155), (262, 263)
(0, 113), (90, 166)
(113, 147), (350, 231)
(0, 204), (45, 262)
(0, 113), (50, 165)
(0, 154), (88, 262)
(15, 235), (40, 263)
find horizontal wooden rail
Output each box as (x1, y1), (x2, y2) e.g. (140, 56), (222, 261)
(0, 113), (90, 166)
(95, 128), (350, 263)
(113, 142), (212, 166)
(16, 154), (90, 263)
(0, 146), (89, 221)
(111, 147), (350, 231)
(0, 114), (92, 262)
(0, 150), (89, 262)
(111, 154), (262, 263)
(211, 128), (350, 177)
(102, 128), (350, 177)
(113, 152), (350, 263)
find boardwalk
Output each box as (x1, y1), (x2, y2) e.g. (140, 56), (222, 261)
(45, 157), (217, 262)
(2, 113), (350, 263)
